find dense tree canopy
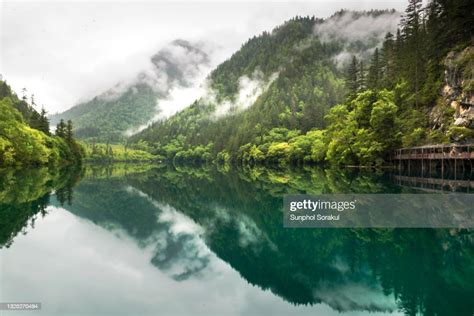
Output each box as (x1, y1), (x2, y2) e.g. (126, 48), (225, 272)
(129, 2), (472, 166)
(50, 84), (158, 142)
(0, 80), (84, 167)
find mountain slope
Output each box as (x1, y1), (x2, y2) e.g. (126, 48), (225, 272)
(0, 80), (83, 166)
(130, 11), (400, 159)
(50, 39), (211, 142)
(131, 2), (473, 166)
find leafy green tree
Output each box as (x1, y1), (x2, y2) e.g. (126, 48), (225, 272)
(325, 90), (401, 165)
(0, 96), (83, 167)
(309, 130), (327, 162)
(267, 142), (290, 163)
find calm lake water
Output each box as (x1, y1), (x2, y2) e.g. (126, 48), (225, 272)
(1, 164), (473, 316)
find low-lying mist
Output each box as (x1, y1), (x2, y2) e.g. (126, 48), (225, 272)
(314, 10), (401, 66)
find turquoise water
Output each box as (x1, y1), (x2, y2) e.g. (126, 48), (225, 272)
(0, 165), (473, 315)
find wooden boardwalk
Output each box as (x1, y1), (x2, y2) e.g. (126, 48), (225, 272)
(391, 144), (474, 175)
(392, 144), (474, 161)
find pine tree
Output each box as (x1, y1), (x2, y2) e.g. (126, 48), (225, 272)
(381, 32), (396, 87)
(401, 0), (424, 106)
(367, 48), (381, 90)
(39, 107), (50, 135)
(66, 120), (74, 143)
(21, 88), (27, 101)
(346, 56), (359, 98)
(357, 61), (366, 92)
(394, 28), (404, 76)
(56, 119), (66, 138)
(30, 94), (36, 109)
(428, 0), (474, 52)
(402, 0), (423, 40)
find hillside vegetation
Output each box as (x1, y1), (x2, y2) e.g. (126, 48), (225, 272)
(83, 143), (159, 163)
(130, 1), (473, 166)
(0, 80), (84, 167)
(50, 84), (157, 142)
(50, 40), (211, 143)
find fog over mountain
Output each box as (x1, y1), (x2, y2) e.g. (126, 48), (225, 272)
(314, 9), (401, 65)
(99, 40), (211, 100)
(49, 39), (218, 141)
(1, 1), (409, 143)
(1, 1), (407, 114)
(201, 10), (401, 120)
(42, 7), (405, 143)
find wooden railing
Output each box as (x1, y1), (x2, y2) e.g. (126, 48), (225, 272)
(392, 144), (474, 160)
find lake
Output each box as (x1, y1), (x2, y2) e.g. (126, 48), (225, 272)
(0, 164), (473, 316)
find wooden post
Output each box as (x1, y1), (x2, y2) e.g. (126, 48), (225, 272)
(441, 155), (444, 179)
(429, 148), (432, 175)
(469, 145), (472, 175)
(421, 148), (424, 175)
(454, 157), (457, 180)
(399, 149), (401, 171)
(408, 157), (411, 175)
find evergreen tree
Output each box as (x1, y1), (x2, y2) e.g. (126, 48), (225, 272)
(21, 88), (27, 102)
(39, 107), (50, 135)
(357, 61), (366, 92)
(367, 48), (381, 89)
(402, 0), (423, 40)
(401, 0), (424, 106)
(427, 0), (474, 53)
(30, 94), (36, 109)
(380, 32), (396, 87)
(346, 56), (359, 98)
(56, 119), (66, 138)
(66, 120), (74, 143)
(394, 28), (404, 78)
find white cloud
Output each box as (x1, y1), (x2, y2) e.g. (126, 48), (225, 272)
(206, 70), (279, 119)
(0, 1), (406, 113)
(314, 10), (401, 66)
(122, 45), (214, 136)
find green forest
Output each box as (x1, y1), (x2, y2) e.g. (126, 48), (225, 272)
(2, 1), (473, 167)
(49, 84), (158, 142)
(0, 80), (84, 167)
(129, 0), (473, 166)
(48, 39), (210, 143)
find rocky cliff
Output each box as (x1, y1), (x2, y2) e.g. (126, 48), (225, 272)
(430, 45), (473, 143)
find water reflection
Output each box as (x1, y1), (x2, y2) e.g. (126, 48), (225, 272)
(0, 164), (473, 315)
(0, 166), (82, 248)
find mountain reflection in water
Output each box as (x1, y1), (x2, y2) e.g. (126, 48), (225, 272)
(0, 164), (472, 316)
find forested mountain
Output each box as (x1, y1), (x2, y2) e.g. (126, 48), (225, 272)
(130, 1), (473, 166)
(129, 10), (398, 159)
(0, 80), (83, 167)
(50, 40), (211, 142)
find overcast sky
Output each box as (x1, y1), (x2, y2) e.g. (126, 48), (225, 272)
(0, 1), (407, 113)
